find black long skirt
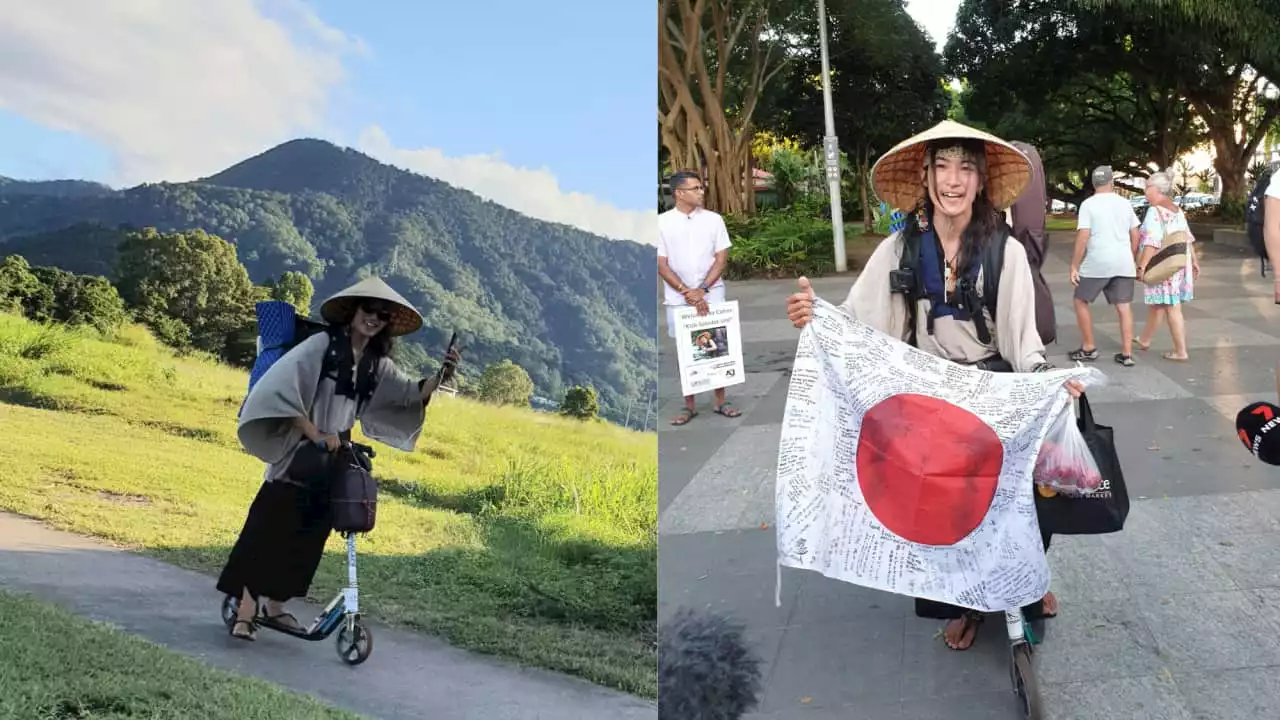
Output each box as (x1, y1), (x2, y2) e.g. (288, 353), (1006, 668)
(914, 525), (1053, 621)
(216, 474), (332, 603)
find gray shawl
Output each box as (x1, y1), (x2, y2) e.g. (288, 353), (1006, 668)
(238, 332), (426, 476)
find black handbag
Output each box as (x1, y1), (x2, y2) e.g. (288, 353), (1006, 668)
(329, 445), (378, 534)
(1033, 394), (1130, 535)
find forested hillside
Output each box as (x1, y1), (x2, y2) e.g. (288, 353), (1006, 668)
(0, 140), (656, 422)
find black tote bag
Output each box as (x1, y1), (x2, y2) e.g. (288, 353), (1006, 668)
(1033, 394), (1129, 535)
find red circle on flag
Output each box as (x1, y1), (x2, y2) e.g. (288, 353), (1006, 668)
(856, 393), (1003, 546)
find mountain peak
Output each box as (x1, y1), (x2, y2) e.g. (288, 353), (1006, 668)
(200, 138), (408, 202)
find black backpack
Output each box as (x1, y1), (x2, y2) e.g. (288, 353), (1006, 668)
(1246, 163), (1279, 276)
(897, 222), (1008, 349)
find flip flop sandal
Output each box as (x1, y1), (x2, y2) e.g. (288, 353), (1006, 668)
(670, 409), (698, 426)
(943, 611), (984, 651)
(1136, 341), (1151, 352)
(1162, 352), (1189, 363)
(714, 403), (741, 418)
(230, 619), (256, 641)
(264, 612), (303, 631)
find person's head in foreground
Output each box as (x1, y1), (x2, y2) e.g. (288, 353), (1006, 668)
(319, 276), (424, 357)
(870, 120), (1031, 271)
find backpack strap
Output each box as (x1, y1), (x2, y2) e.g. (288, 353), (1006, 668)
(980, 229), (1007, 330)
(899, 229), (923, 347)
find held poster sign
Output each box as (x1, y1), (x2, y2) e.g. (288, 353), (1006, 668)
(674, 300), (746, 398)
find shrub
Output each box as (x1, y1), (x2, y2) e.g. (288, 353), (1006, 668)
(724, 206), (837, 280)
(476, 359), (535, 406)
(561, 385), (600, 420)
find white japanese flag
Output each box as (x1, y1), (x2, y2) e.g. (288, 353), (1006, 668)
(775, 299), (1099, 612)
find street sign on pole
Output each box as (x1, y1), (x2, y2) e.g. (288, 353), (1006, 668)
(817, 0), (847, 272)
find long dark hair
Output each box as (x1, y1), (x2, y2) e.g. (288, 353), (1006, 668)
(904, 138), (1005, 273)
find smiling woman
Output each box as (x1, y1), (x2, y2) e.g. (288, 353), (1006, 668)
(218, 275), (462, 641)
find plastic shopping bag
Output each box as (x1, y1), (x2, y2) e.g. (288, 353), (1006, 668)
(1033, 402), (1104, 495)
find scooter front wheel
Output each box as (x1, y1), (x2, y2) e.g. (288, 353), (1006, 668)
(220, 595), (240, 630)
(336, 621), (373, 665)
(1012, 643), (1042, 719)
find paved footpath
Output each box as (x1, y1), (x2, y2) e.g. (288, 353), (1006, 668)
(0, 513), (657, 720)
(659, 235), (1280, 719)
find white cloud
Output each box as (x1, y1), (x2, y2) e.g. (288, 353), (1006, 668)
(0, 0), (357, 185)
(0, 0), (653, 245)
(358, 126), (657, 246)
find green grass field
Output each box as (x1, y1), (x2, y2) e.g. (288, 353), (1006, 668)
(0, 313), (658, 697)
(0, 590), (362, 719)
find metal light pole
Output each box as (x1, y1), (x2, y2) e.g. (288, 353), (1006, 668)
(817, 0), (847, 272)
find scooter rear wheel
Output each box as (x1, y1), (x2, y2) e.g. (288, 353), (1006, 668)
(336, 621), (373, 665)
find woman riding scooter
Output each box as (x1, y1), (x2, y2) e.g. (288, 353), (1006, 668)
(218, 276), (460, 641)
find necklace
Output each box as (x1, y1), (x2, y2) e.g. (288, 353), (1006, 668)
(942, 248), (960, 299)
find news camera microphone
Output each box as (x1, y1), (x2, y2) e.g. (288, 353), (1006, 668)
(1235, 401), (1280, 465)
(658, 608), (763, 720)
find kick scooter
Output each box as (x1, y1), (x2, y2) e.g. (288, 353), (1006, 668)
(221, 442), (377, 665)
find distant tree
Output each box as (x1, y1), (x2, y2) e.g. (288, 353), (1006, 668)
(475, 359), (534, 406)
(30, 266), (127, 334)
(0, 255), (44, 315)
(560, 385), (600, 420)
(267, 271), (315, 316)
(114, 227), (258, 358)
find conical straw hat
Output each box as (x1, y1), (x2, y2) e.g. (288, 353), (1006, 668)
(871, 120), (1032, 213)
(320, 276), (423, 337)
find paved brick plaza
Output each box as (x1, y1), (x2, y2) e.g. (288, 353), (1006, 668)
(658, 236), (1280, 719)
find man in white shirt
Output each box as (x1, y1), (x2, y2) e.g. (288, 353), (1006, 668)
(1069, 165), (1141, 367)
(657, 171), (741, 425)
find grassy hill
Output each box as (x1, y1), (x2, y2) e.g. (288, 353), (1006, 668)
(0, 139), (657, 424)
(0, 312), (658, 697)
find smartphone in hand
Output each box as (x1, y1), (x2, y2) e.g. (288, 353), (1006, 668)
(436, 332), (459, 384)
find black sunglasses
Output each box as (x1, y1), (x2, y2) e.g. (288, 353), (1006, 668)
(359, 303), (392, 322)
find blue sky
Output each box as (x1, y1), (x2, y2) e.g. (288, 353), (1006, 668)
(0, 0), (655, 244)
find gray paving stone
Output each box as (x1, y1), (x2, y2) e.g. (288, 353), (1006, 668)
(1101, 501), (1238, 596)
(1041, 675), (1193, 720)
(1173, 668), (1280, 720)
(764, 619), (906, 712)
(660, 424), (781, 535)
(898, 619), (1012, 699)
(1136, 591), (1280, 672)
(901, 690), (1032, 720)
(1164, 491), (1280, 538)
(1034, 598), (1163, 685)
(1043, 534), (1132, 604)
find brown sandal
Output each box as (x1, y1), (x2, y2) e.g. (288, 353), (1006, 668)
(230, 619), (256, 641)
(670, 409), (698, 426)
(943, 610), (984, 651)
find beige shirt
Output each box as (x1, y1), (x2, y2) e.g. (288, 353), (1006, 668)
(840, 231), (1048, 372)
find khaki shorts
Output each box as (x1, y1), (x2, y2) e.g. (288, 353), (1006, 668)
(1074, 276), (1134, 305)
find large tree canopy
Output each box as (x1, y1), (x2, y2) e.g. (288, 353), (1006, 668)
(948, 0), (1279, 212)
(763, 0), (948, 226)
(658, 0), (809, 215)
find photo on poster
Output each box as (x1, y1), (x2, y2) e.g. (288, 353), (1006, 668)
(674, 300), (745, 398)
